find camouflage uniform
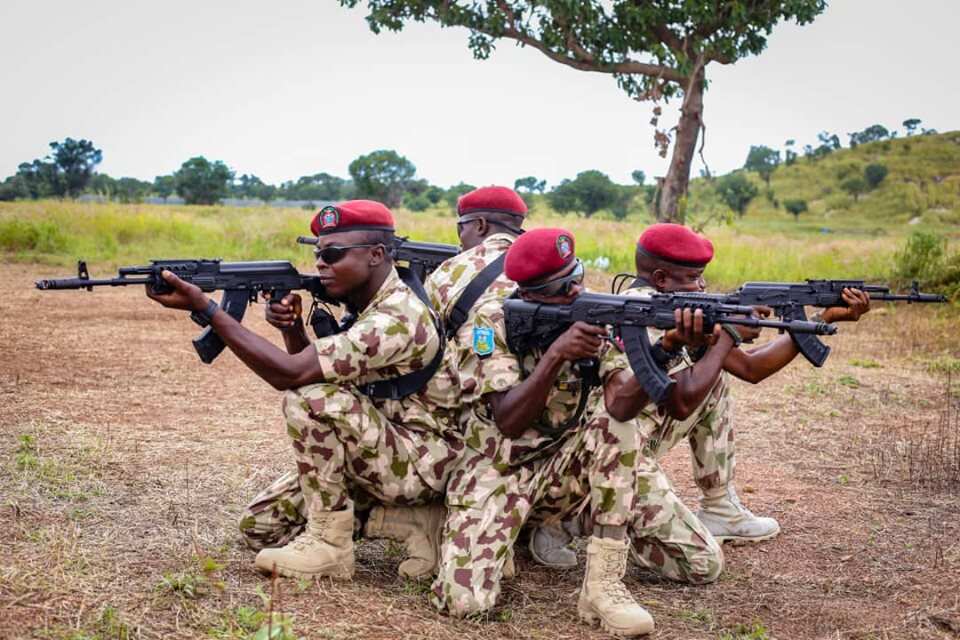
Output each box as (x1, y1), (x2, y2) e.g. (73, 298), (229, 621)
(428, 271), (644, 617)
(611, 283), (729, 584)
(239, 267), (462, 550)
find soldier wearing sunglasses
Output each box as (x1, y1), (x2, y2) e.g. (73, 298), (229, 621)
(429, 227), (655, 636)
(146, 200), (462, 581)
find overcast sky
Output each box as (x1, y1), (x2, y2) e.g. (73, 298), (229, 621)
(1, 0), (957, 189)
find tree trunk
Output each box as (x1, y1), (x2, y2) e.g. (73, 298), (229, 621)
(657, 66), (706, 224)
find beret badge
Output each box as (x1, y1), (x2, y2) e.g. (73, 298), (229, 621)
(556, 235), (573, 261)
(319, 206), (340, 230)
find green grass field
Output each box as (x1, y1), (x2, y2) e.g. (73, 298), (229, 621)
(3, 132), (960, 292)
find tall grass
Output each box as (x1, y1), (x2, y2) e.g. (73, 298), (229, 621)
(0, 199), (949, 290)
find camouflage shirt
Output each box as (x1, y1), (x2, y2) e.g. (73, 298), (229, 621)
(424, 232), (518, 407)
(458, 288), (624, 468)
(312, 266), (460, 435)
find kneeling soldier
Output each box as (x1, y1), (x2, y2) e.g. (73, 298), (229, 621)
(146, 200), (461, 579)
(431, 228), (655, 636)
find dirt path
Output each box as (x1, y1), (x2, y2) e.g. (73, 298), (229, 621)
(2, 262), (958, 640)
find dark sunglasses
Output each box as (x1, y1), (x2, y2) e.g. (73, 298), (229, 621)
(521, 260), (585, 297)
(313, 243), (379, 265)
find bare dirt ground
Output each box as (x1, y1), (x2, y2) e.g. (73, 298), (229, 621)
(2, 262), (959, 640)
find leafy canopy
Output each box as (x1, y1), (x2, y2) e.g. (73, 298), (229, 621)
(174, 156), (234, 205)
(340, 1), (826, 100)
(348, 149), (416, 207)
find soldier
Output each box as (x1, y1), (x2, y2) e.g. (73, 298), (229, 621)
(145, 200), (461, 580)
(358, 185), (530, 578)
(431, 227), (656, 636)
(603, 223), (871, 582)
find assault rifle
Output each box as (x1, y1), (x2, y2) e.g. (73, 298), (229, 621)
(503, 291), (838, 406)
(36, 259), (334, 364)
(296, 236), (459, 281)
(679, 280), (946, 367)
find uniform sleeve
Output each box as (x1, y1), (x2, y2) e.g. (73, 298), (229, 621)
(458, 299), (522, 400)
(312, 295), (438, 384)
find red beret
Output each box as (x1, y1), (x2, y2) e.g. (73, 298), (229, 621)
(310, 200), (395, 236)
(457, 186), (527, 217)
(637, 223), (714, 267)
(505, 227), (576, 284)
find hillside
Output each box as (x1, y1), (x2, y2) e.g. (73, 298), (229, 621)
(687, 131), (960, 236)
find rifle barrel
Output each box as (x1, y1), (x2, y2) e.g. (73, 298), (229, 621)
(35, 276), (153, 290)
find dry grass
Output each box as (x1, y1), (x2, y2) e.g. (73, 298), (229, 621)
(2, 262), (960, 639)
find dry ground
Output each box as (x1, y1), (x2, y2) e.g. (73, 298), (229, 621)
(2, 262), (959, 640)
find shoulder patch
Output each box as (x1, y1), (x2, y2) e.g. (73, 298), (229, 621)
(472, 325), (495, 357)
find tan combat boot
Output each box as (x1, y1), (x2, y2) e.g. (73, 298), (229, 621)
(254, 506), (355, 579)
(365, 503), (446, 579)
(696, 485), (780, 544)
(578, 536), (654, 637)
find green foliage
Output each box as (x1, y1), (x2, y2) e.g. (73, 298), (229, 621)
(840, 176), (867, 201)
(849, 124), (891, 147)
(864, 163), (888, 189)
(548, 170), (626, 218)
(903, 118), (922, 136)
(153, 175), (176, 200)
(278, 172), (346, 202)
(718, 621), (770, 640)
(348, 149), (416, 207)
(743, 145), (780, 185)
(0, 218), (69, 253)
(50, 138), (103, 197)
(174, 157), (234, 205)
(715, 172), (759, 217)
(783, 198), (807, 221)
(514, 176), (546, 193)
(443, 182), (475, 208)
(233, 174), (278, 202)
(631, 170), (646, 186)
(894, 230), (960, 298)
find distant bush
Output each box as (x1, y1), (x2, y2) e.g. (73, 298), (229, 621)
(0, 219), (69, 253)
(864, 164), (889, 189)
(784, 199), (808, 221)
(894, 230), (960, 299)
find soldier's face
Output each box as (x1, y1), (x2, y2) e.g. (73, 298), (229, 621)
(313, 230), (380, 299)
(655, 266), (706, 293)
(456, 216), (484, 251)
(519, 259), (584, 305)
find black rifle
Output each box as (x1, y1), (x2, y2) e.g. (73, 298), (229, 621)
(684, 279), (946, 367)
(36, 259), (334, 364)
(503, 291), (838, 406)
(296, 236), (459, 281)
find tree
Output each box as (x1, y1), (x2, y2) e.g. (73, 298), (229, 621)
(902, 118), (921, 136)
(840, 176), (867, 202)
(50, 138), (102, 197)
(154, 175), (176, 201)
(514, 176), (546, 193)
(743, 145), (780, 186)
(715, 172), (758, 217)
(340, 0), (826, 223)
(784, 139), (798, 166)
(113, 177), (152, 203)
(348, 150), (416, 207)
(848, 124), (890, 147)
(174, 157), (234, 205)
(784, 199), (807, 222)
(547, 170), (621, 217)
(631, 170), (646, 186)
(864, 164), (888, 189)
(281, 172), (346, 201)
(444, 182), (475, 207)
(15, 160), (59, 199)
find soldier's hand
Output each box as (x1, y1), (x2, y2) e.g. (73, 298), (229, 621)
(734, 305), (772, 343)
(263, 292), (303, 330)
(821, 287), (871, 322)
(146, 270), (208, 312)
(549, 321), (606, 362)
(663, 307), (720, 351)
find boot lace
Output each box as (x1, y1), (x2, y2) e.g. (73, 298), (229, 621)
(600, 549), (635, 606)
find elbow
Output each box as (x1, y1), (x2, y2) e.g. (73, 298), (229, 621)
(666, 397), (695, 421)
(606, 399), (637, 423)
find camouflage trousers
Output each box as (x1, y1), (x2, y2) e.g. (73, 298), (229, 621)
(431, 407), (643, 618)
(238, 383), (460, 551)
(628, 372), (734, 584)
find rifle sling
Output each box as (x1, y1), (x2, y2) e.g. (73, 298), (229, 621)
(445, 253), (507, 338)
(359, 266), (445, 400)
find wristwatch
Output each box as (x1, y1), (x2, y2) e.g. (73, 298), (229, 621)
(197, 298), (219, 324)
(720, 323), (743, 347)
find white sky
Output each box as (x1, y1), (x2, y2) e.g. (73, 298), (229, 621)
(1, 0), (957, 189)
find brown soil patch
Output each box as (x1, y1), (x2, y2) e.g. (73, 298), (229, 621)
(2, 262), (959, 639)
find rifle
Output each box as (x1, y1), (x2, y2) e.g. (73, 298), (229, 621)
(684, 279), (946, 367)
(36, 259), (334, 364)
(296, 236), (459, 281)
(503, 291), (838, 406)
